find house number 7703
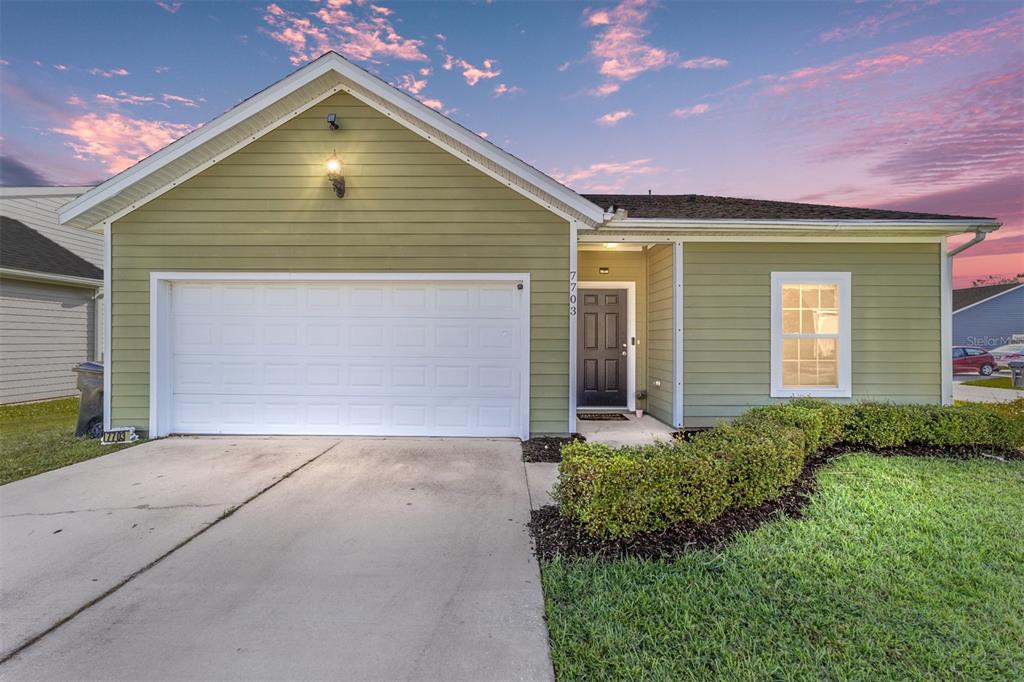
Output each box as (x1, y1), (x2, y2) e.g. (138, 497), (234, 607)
(569, 269), (577, 317)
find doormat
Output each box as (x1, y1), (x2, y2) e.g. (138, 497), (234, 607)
(577, 413), (629, 421)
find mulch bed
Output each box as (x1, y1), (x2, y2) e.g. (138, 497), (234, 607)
(528, 444), (1021, 561)
(522, 434), (584, 463)
(578, 412), (629, 421)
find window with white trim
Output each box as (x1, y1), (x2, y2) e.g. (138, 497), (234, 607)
(771, 272), (851, 398)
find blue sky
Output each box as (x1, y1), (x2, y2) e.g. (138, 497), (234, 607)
(1, 0), (1021, 283)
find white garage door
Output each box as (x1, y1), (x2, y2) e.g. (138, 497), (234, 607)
(163, 278), (528, 437)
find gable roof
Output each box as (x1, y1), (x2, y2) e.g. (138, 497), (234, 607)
(0, 216), (103, 281)
(953, 282), (1024, 313)
(583, 194), (996, 223)
(59, 52), (605, 230)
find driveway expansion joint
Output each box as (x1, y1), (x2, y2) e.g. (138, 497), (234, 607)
(0, 438), (344, 666)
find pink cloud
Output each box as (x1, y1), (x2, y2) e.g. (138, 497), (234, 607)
(418, 66), (431, 76)
(768, 8), (1022, 95)
(96, 91), (157, 106)
(478, 131), (489, 139)
(589, 82), (620, 96)
(492, 83), (524, 97)
(155, 66), (170, 74)
(262, 1), (427, 65)
(596, 109), (633, 126)
(822, 66), (1024, 191)
(821, 1), (936, 43)
(163, 93), (199, 107)
(51, 112), (194, 173)
(66, 95), (84, 106)
(586, 0), (677, 81)
(156, 1), (183, 13)
(672, 103), (710, 118)
(394, 74), (427, 94)
(557, 61), (571, 72)
(420, 98), (444, 111)
(53, 64), (68, 71)
(680, 56), (729, 69)
(550, 158), (660, 191)
(89, 67), (130, 78)
(442, 54), (501, 86)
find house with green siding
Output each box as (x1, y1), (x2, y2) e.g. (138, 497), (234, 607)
(57, 53), (1000, 439)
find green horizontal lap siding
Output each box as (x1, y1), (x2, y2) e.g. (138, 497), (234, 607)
(109, 91), (570, 435)
(577, 250), (647, 402)
(683, 242), (942, 427)
(646, 244), (674, 425)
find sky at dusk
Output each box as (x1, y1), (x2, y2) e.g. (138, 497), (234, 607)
(1, 0), (1021, 286)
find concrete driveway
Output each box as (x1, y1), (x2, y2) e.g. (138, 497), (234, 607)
(0, 437), (551, 681)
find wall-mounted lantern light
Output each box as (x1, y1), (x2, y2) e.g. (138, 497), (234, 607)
(327, 113), (339, 130)
(326, 150), (345, 198)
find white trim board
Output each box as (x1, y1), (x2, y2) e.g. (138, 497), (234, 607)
(672, 241), (683, 428)
(577, 281), (637, 412)
(568, 222), (579, 433)
(147, 272), (531, 440)
(769, 271), (853, 399)
(941, 243), (953, 406)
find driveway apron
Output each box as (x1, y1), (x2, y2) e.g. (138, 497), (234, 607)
(0, 438), (552, 682)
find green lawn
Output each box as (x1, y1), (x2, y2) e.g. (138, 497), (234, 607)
(961, 376), (1022, 390)
(0, 397), (139, 485)
(541, 455), (1024, 681)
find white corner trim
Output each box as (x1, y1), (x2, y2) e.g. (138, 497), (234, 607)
(940, 242), (953, 406)
(578, 280), (637, 412)
(672, 241), (683, 428)
(103, 223), (112, 431)
(769, 271), (852, 399)
(952, 282), (1024, 315)
(568, 223), (578, 433)
(146, 272), (532, 440)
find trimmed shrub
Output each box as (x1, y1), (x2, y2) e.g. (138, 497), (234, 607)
(787, 398), (848, 449)
(555, 441), (730, 539)
(688, 420), (806, 508)
(840, 402), (928, 449)
(554, 399), (1022, 540)
(740, 404), (824, 455)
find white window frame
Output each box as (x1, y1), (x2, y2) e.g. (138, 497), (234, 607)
(770, 271), (852, 398)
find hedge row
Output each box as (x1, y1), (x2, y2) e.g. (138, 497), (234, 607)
(555, 399), (1023, 539)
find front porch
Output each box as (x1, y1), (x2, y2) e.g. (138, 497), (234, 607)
(572, 237), (682, 431)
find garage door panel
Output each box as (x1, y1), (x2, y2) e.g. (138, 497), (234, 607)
(166, 279), (527, 436)
(171, 359), (518, 396)
(171, 393), (521, 435)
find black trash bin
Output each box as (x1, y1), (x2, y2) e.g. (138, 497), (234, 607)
(73, 361), (104, 438)
(1010, 360), (1024, 390)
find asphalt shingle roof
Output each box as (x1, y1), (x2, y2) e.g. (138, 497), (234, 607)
(953, 282), (1023, 312)
(581, 194), (994, 222)
(0, 216), (103, 281)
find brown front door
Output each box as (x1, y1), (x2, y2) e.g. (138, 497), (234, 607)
(577, 289), (628, 407)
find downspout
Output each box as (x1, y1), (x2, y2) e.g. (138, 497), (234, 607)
(947, 224), (998, 258)
(941, 223), (1000, 405)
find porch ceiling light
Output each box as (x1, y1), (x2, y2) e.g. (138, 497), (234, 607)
(325, 150), (345, 198)
(603, 242), (619, 249)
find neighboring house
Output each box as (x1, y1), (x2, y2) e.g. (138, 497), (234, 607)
(1, 187), (103, 404)
(952, 282), (1024, 349)
(57, 53), (999, 438)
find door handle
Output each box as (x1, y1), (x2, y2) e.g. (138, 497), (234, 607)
(621, 350), (627, 356)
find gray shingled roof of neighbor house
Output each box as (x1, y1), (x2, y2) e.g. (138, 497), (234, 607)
(0, 215), (103, 280)
(953, 282), (1024, 311)
(582, 194), (994, 221)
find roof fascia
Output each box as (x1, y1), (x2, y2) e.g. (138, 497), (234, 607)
(596, 218), (1002, 234)
(0, 267), (103, 288)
